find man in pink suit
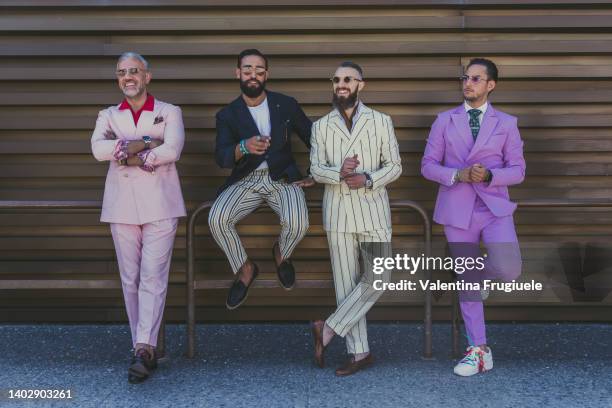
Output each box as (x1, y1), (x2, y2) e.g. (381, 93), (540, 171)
(91, 52), (186, 384)
(421, 58), (525, 376)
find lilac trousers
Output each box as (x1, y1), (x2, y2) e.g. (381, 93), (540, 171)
(443, 199), (522, 346)
(110, 218), (178, 348)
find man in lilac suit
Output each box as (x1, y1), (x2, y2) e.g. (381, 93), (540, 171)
(91, 52), (186, 384)
(421, 58), (525, 376)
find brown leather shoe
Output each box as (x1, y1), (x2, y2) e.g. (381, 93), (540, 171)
(335, 353), (374, 377)
(311, 320), (326, 368)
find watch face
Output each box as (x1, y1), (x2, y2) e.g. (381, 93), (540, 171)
(143, 136), (151, 143)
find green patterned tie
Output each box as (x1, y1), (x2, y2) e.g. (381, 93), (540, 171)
(468, 109), (482, 140)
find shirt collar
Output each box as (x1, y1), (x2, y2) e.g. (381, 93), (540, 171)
(119, 93), (155, 112)
(247, 97), (268, 110)
(464, 100), (488, 115)
(337, 100), (362, 131)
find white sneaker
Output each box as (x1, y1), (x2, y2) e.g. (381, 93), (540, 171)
(453, 346), (493, 377)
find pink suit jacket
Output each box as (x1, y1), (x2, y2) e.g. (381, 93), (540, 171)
(421, 104), (526, 229)
(91, 98), (186, 225)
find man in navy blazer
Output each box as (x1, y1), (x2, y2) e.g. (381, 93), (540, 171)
(209, 49), (314, 309)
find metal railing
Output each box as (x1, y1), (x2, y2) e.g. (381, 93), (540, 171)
(185, 200), (432, 359)
(8, 198), (607, 360)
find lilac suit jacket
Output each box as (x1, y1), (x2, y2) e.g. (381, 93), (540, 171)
(91, 98), (186, 225)
(421, 104), (526, 229)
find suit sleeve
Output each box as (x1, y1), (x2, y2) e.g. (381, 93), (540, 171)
(214, 108), (240, 169)
(421, 114), (457, 187)
(369, 114), (402, 190)
(309, 120), (341, 185)
(144, 105), (185, 167)
(91, 109), (122, 162)
(488, 117), (526, 187)
(290, 98), (312, 149)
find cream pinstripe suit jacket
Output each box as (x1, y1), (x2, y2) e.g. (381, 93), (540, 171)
(310, 103), (402, 233)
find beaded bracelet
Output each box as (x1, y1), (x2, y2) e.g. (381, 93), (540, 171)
(239, 139), (250, 155)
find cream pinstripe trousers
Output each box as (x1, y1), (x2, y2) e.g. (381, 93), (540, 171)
(208, 169), (309, 274)
(325, 229), (392, 354)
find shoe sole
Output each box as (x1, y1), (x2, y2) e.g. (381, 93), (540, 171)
(129, 361), (149, 378)
(335, 360), (374, 377)
(453, 364), (493, 377)
(272, 242), (295, 291)
(226, 294), (249, 311)
(128, 373), (147, 384)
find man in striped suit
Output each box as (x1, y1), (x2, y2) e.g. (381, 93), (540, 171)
(310, 62), (402, 376)
(208, 49), (314, 310)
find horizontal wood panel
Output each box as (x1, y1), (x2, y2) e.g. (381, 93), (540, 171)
(2, 1), (612, 322)
(4, 1), (612, 7)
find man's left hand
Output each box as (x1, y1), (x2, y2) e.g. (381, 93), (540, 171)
(343, 173), (367, 189)
(292, 176), (316, 188)
(126, 156), (144, 166)
(470, 164), (490, 183)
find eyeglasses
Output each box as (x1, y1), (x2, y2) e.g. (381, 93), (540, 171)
(331, 76), (363, 84)
(460, 75), (489, 84)
(115, 67), (144, 77)
(241, 65), (267, 76)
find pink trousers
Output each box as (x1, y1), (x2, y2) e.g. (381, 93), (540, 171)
(110, 218), (178, 348)
(443, 199), (522, 346)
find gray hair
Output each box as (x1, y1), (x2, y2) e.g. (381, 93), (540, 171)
(117, 52), (149, 70)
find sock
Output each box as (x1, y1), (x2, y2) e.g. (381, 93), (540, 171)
(322, 323), (335, 347)
(354, 352), (369, 362)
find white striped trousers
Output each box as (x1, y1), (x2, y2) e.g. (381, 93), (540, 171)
(325, 229), (392, 354)
(208, 169), (309, 274)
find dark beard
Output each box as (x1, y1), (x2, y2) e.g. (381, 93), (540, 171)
(240, 78), (266, 98)
(332, 89), (359, 111)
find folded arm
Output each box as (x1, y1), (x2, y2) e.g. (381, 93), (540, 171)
(140, 106), (185, 169)
(91, 110), (121, 162)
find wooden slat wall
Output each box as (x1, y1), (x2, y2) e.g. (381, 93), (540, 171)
(2, 0), (612, 323)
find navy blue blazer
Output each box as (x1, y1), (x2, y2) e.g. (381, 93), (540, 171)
(215, 90), (312, 194)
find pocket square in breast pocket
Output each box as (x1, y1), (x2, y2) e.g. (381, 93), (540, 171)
(153, 116), (164, 125)
(104, 129), (117, 140)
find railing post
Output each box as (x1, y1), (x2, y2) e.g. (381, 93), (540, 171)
(157, 318), (166, 360)
(186, 202), (213, 359)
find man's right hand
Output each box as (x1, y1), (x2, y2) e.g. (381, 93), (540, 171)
(458, 166), (472, 183)
(245, 135), (271, 155)
(341, 154), (360, 178)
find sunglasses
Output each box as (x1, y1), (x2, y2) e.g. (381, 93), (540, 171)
(331, 76), (363, 84)
(115, 67), (145, 77)
(241, 65), (267, 76)
(460, 75), (489, 84)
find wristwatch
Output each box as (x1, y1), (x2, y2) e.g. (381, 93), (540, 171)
(364, 173), (373, 189)
(451, 170), (459, 185)
(142, 135), (152, 148)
